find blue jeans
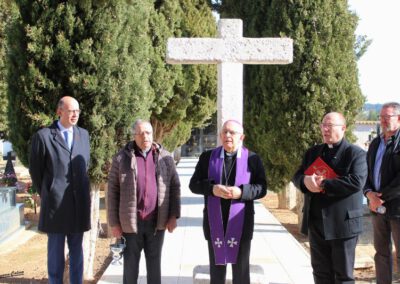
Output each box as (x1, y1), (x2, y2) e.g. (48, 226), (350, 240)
(47, 233), (84, 284)
(372, 213), (400, 284)
(123, 219), (165, 284)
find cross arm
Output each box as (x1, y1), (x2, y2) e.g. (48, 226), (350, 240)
(166, 38), (223, 64)
(166, 38), (293, 65)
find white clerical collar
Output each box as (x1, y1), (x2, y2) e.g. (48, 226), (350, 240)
(57, 121), (73, 133)
(327, 139), (343, 149)
(220, 147), (242, 158)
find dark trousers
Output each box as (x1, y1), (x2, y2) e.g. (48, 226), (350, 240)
(123, 219), (165, 284)
(47, 232), (84, 284)
(308, 219), (358, 284)
(207, 238), (251, 284)
(372, 213), (400, 284)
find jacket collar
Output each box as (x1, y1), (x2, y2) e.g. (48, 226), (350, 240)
(318, 139), (348, 169)
(124, 141), (161, 155)
(382, 128), (400, 152)
(50, 120), (79, 152)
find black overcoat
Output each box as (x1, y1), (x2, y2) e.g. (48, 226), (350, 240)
(292, 139), (367, 240)
(29, 121), (91, 233)
(189, 148), (267, 241)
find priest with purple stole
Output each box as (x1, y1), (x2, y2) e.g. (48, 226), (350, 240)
(189, 120), (267, 284)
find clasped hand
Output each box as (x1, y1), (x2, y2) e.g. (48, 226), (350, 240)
(366, 191), (384, 213)
(304, 173), (324, 193)
(213, 184), (242, 199)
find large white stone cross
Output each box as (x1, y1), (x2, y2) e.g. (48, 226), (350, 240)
(166, 19), (293, 137)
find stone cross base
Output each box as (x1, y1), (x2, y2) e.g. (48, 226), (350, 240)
(193, 264), (267, 284)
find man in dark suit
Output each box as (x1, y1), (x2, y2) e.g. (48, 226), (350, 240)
(364, 102), (400, 284)
(293, 112), (367, 284)
(189, 120), (267, 284)
(29, 96), (90, 284)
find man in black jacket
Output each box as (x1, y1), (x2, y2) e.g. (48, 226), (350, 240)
(189, 120), (267, 284)
(364, 102), (400, 284)
(293, 112), (367, 284)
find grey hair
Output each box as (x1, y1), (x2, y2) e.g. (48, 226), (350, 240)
(222, 119), (244, 134)
(131, 119), (152, 135)
(382, 102), (400, 114)
(57, 98), (64, 109)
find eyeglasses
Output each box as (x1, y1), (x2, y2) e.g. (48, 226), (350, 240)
(319, 123), (343, 129)
(378, 114), (399, 120)
(64, 109), (81, 115)
(222, 130), (242, 136)
(134, 131), (152, 136)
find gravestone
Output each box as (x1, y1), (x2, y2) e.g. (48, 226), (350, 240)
(167, 18), (293, 136)
(4, 152), (16, 177)
(0, 151), (23, 244)
(0, 187), (24, 243)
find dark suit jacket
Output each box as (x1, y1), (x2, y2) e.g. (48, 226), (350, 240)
(189, 148), (267, 241)
(364, 130), (400, 217)
(292, 139), (367, 240)
(29, 121), (91, 233)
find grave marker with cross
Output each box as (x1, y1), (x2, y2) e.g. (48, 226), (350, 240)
(167, 19), (293, 139)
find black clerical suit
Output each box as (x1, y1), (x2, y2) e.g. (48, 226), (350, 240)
(189, 148), (267, 284)
(292, 139), (367, 284)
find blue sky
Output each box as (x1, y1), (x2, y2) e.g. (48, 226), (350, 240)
(348, 0), (400, 104)
(213, 2), (398, 104)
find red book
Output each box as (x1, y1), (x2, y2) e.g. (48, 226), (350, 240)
(304, 157), (338, 179)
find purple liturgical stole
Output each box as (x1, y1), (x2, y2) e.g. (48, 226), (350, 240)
(208, 146), (250, 265)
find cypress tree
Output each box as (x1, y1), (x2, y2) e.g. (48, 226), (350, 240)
(150, 0), (217, 151)
(217, 0), (365, 191)
(6, 0), (153, 278)
(0, 0), (14, 137)
(6, 0), (216, 276)
(7, 0), (153, 178)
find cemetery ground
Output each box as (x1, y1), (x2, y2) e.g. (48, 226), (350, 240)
(0, 159), (112, 284)
(0, 159), (378, 283)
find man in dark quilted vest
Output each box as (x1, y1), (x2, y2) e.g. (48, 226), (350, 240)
(107, 119), (181, 284)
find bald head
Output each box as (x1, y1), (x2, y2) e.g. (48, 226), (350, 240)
(320, 112), (346, 144)
(56, 96), (80, 128)
(323, 112), (346, 126)
(57, 96), (78, 110)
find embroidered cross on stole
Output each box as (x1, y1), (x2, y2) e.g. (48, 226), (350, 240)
(207, 146), (250, 265)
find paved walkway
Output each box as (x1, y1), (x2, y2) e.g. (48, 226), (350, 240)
(98, 157), (313, 284)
